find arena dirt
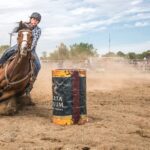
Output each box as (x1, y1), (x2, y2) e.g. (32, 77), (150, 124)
(0, 61), (150, 150)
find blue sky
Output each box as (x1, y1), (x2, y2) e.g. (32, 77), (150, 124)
(0, 0), (150, 56)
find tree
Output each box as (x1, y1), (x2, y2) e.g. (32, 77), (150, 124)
(141, 50), (150, 59)
(58, 43), (69, 60)
(0, 45), (9, 55)
(127, 52), (136, 60)
(49, 50), (59, 60)
(70, 42), (98, 59)
(49, 43), (69, 60)
(103, 51), (116, 57)
(117, 51), (125, 57)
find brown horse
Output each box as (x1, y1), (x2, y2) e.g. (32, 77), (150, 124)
(0, 29), (35, 114)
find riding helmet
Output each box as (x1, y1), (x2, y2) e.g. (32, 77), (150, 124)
(30, 12), (41, 22)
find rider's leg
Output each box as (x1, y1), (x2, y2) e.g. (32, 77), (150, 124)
(25, 51), (41, 96)
(0, 44), (18, 64)
(33, 52), (41, 77)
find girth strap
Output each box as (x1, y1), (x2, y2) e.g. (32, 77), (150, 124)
(4, 59), (33, 87)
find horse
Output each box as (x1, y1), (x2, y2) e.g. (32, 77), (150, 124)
(0, 29), (35, 115)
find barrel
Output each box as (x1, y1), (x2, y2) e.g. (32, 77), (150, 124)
(52, 69), (88, 125)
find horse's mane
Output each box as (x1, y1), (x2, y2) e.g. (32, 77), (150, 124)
(13, 21), (33, 33)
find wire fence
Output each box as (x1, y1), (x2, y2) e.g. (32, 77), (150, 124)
(40, 57), (150, 73)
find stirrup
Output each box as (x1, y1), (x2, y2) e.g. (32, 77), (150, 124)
(25, 89), (31, 97)
(25, 84), (32, 96)
(26, 90), (30, 96)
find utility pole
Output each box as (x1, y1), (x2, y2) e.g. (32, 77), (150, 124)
(109, 32), (111, 53)
(9, 33), (14, 47)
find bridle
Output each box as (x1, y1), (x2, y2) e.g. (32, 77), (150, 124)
(3, 29), (34, 89)
(17, 29), (33, 56)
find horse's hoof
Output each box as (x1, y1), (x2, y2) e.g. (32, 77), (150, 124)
(0, 98), (17, 115)
(16, 95), (35, 106)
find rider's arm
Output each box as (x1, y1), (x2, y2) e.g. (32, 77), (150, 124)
(31, 27), (41, 50)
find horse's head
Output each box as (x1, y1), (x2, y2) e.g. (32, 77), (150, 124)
(17, 29), (32, 57)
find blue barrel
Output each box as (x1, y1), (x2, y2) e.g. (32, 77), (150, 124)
(52, 69), (87, 125)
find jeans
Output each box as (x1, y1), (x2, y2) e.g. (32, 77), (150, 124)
(0, 44), (41, 76)
(32, 50), (41, 76)
(0, 45), (17, 64)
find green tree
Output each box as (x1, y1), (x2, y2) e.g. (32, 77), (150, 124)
(141, 50), (150, 59)
(127, 52), (136, 59)
(103, 51), (116, 57)
(117, 51), (125, 57)
(70, 42), (98, 59)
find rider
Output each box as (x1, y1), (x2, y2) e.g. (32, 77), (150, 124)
(0, 12), (42, 95)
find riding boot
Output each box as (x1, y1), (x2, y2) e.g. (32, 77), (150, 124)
(25, 86), (31, 97)
(25, 82), (35, 106)
(25, 76), (36, 96)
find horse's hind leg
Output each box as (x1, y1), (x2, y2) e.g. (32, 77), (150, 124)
(0, 97), (17, 115)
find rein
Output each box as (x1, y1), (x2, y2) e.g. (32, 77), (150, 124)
(4, 57), (34, 88)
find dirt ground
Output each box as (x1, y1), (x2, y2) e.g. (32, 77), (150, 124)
(0, 62), (150, 150)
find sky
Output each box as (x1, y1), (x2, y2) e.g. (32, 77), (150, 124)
(0, 0), (150, 56)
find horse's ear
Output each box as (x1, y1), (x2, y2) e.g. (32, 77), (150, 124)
(18, 21), (23, 30)
(18, 21), (31, 31)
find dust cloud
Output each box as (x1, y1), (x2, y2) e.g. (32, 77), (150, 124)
(33, 58), (150, 96)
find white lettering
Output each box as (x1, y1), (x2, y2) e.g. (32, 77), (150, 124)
(53, 96), (63, 102)
(53, 102), (64, 108)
